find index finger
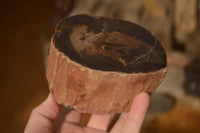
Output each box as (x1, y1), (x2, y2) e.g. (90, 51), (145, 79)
(24, 93), (61, 133)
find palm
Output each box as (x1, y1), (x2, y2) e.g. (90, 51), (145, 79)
(54, 109), (113, 133)
(56, 117), (108, 133)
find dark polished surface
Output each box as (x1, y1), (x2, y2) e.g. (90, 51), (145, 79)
(54, 14), (167, 73)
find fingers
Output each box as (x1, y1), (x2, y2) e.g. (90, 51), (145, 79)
(111, 92), (150, 133)
(25, 92), (149, 133)
(123, 92), (150, 133)
(87, 114), (115, 131)
(110, 113), (128, 133)
(24, 93), (61, 133)
(53, 108), (82, 132)
(58, 108), (82, 124)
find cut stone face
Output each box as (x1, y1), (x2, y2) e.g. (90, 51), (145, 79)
(47, 14), (168, 114)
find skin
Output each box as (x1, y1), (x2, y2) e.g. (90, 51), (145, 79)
(24, 92), (149, 133)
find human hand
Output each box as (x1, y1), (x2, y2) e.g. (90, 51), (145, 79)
(25, 92), (149, 133)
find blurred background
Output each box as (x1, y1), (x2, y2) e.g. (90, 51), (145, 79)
(1, 0), (200, 132)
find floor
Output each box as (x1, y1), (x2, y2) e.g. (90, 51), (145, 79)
(1, 0), (200, 133)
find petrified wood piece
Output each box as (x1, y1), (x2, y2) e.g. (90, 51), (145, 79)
(46, 14), (167, 114)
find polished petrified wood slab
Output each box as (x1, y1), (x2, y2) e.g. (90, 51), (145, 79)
(46, 14), (167, 114)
